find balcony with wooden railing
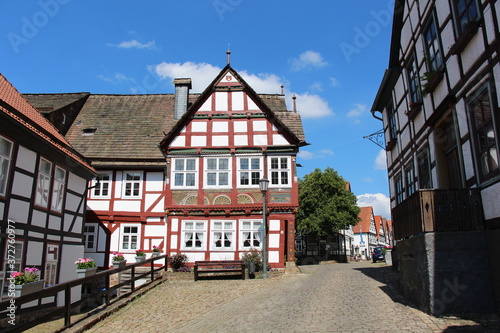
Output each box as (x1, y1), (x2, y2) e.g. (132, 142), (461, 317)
(392, 189), (484, 241)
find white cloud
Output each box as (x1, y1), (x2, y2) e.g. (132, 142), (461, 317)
(357, 193), (391, 219)
(288, 92), (334, 119)
(297, 149), (334, 160)
(239, 71), (283, 94)
(309, 82), (323, 92)
(154, 62), (221, 92)
(330, 77), (340, 87)
(297, 150), (316, 160)
(347, 103), (366, 118)
(374, 149), (387, 170)
(153, 62), (283, 94)
(109, 39), (157, 50)
(290, 50), (328, 71)
(153, 61), (333, 118)
(97, 73), (136, 85)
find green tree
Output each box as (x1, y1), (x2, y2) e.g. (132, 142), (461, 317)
(297, 167), (360, 236)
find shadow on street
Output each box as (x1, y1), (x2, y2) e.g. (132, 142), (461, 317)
(354, 264), (500, 333)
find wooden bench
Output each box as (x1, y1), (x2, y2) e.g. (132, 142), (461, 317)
(194, 260), (246, 281)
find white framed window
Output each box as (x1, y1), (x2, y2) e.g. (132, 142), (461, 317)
(1, 240), (23, 299)
(269, 157), (291, 187)
(239, 220), (263, 250)
(51, 166), (66, 212)
(204, 157), (231, 188)
(122, 171), (142, 198)
(395, 172), (404, 204)
(181, 221), (207, 250)
(84, 224), (98, 251)
(211, 220), (235, 250)
(0, 136), (13, 197)
(237, 157), (262, 187)
(45, 244), (59, 287)
(423, 13), (443, 72)
(35, 158), (52, 208)
(121, 225), (140, 251)
(92, 171), (112, 198)
(467, 83), (499, 182)
(172, 158), (198, 188)
(405, 163), (416, 198)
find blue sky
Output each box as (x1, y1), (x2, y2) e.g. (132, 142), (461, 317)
(1, 0), (394, 218)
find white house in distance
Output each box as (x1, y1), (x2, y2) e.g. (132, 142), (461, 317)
(0, 74), (97, 304)
(352, 206), (378, 260)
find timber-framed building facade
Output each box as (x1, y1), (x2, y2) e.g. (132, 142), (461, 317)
(371, 0), (499, 314)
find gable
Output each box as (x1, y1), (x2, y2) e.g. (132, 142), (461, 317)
(167, 67), (298, 150)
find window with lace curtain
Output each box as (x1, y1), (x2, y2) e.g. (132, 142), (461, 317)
(240, 220), (263, 250)
(182, 221), (206, 250)
(211, 221), (235, 250)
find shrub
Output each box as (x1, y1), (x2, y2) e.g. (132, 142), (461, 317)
(240, 249), (263, 272)
(169, 254), (188, 270)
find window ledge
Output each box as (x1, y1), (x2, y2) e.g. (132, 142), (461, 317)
(386, 138), (397, 151)
(405, 101), (422, 120)
(422, 70), (444, 96)
(450, 21), (481, 55)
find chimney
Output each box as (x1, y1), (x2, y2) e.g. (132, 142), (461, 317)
(173, 78), (192, 120)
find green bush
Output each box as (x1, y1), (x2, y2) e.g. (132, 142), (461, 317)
(169, 254), (188, 270)
(240, 249), (263, 272)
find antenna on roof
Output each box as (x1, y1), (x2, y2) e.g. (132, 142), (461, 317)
(226, 44), (231, 65)
(292, 94), (297, 113)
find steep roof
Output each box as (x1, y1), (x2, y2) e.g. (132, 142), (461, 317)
(160, 65), (307, 149)
(353, 206), (374, 234)
(25, 93), (90, 113)
(63, 94), (201, 164)
(374, 215), (382, 237)
(0, 74), (96, 176)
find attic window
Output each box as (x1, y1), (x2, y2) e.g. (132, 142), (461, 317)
(82, 127), (97, 136)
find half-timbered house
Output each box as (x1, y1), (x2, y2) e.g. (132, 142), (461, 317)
(0, 74), (97, 301)
(352, 206), (378, 260)
(371, 0), (499, 314)
(26, 64), (306, 269)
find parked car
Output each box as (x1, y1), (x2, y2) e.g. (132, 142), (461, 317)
(372, 246), (384, 263)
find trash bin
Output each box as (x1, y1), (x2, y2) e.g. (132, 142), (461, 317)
(248, 262), (255, 279)
(385, 249), (392, 265)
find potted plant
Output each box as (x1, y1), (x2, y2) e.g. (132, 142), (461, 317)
(135, 249), (146, 262)
(11, 267), (44, 297)
(152, 245), (161, 257)
(75, 258), (97, 278)
(112, 252), (126, 269)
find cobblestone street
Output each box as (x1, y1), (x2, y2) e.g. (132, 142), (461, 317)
(83, 262), (498, 333)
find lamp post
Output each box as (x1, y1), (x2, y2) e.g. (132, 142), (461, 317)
(259, 178), (269, 278)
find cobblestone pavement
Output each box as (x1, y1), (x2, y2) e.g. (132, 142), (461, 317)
(85, 262), (499, 333)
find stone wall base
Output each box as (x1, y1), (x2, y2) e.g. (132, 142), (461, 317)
(396, 230), (495, 315)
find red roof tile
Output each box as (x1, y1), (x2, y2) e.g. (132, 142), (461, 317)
(0, 74), (96, 175)
(353, 206), (373, 233)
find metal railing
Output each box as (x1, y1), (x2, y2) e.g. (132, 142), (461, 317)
(392, 189), (484, 240)
(0, 255), (168, 332)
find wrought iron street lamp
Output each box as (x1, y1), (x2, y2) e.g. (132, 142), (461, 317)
(259, 178), (269, 278)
